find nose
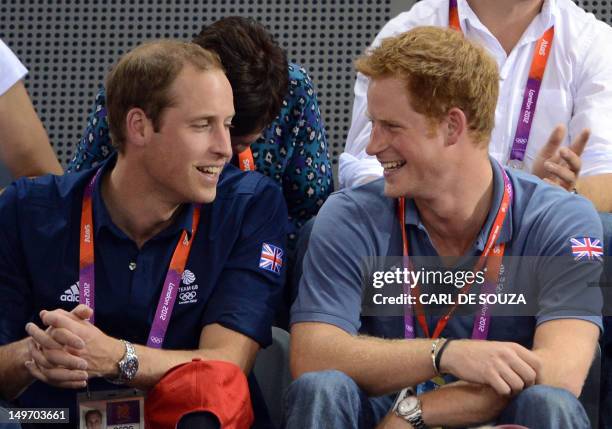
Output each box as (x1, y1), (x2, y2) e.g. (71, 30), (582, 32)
(211, 124), (233, 160)
(365, 121), (386, 157)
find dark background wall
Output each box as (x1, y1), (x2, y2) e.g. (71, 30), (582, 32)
(1, 1), (610, 176)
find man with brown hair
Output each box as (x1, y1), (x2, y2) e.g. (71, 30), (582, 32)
(0, 40), (287, 428)
(285, 27), (602, 429)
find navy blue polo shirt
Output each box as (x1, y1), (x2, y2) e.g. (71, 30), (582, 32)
(292, 159), (603, 346)
(0, 156), (287, 428)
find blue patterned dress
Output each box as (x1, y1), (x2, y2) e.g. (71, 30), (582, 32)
(68, 64), (334, 249)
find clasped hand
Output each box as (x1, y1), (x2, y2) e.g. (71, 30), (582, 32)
(24, 304), (119, 389)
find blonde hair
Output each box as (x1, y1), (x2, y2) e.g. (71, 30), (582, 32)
(355, 26), (499, 144)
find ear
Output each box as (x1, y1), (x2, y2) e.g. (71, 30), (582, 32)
(444, 107), (467, 146)
(124, 108), (151, 148)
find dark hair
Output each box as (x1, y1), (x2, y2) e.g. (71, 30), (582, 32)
(106, 40), (223, 151)
(193, 17), (289, 137)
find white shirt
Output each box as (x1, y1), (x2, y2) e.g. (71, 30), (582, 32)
(0, 38), (27, 96)
(340, 0), (612, 188)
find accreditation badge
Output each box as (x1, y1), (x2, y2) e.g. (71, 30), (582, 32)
(77, 389), (145, 429)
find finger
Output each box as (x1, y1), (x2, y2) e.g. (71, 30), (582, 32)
(37, 366), (89, 383)
(569, 128), (590, 158)
(49, 327), (85, 350)
(54, 379), (88, 389)
(26, 322), (63, 350)
(25, 360), (48, 383)
(40, 310), (86, 333)
(487, 371), (512, 396)
(544, 161), (576, 189)
(539, 124), (566, 159)
(499, 365), (525, 396)
(41, 347), (88, 370)
(71, 304), (93, 320)
(26, 359), (88, 385)
(559, 147), (582, 177)
(40, 308), (86, 324)
(508, 356), (537, 388)
(30, 342), (54, 370)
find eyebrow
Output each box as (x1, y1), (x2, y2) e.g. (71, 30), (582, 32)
(188, 114), (235, 122)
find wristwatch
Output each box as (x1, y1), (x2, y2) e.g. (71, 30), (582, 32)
(394, 394), (427, 429)
(109, 340), (139, 384)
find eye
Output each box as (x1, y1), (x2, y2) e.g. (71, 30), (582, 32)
(224, 123), (234, 130)
(192, 121), (210, 129)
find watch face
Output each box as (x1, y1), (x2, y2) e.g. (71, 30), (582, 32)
(120, 354), (139, 380)
(397, 397), (418, 415)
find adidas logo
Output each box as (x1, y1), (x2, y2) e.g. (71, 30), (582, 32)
(60, 282), (80, 302)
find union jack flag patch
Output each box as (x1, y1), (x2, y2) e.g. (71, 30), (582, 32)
(570, 237), (604, 262)
(259, 243), (283, 275)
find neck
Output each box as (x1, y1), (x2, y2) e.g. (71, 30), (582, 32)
(467, 0), (545, 54)
(413, 158), (494, 257)
(101, 159), (182, 248)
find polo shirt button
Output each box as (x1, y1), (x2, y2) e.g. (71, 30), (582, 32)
(129, 262), (137, 271)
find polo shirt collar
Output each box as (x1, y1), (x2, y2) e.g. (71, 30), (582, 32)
(91, 154), (197, 240)
(403, 158), (513, 252)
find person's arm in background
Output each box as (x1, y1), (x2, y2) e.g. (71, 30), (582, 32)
(338, 72), (384, 189)
(0, 38), (62, 177)
(66, 87), (115, 173)
(282, 65), (334, 247)
(530, 21), (612, 212)
(569, 23), (612, 212)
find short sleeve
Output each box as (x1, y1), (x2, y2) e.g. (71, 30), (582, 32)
(0, 183), (33, 344)
(532, 195), (603, 328)
(570, 21), (612, 176)
(290, 191), (374, 335)
(201, 177), (288, 347)
(0, 39), (27, 95)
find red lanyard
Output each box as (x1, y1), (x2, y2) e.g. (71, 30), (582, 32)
(79, 169), (201, 348)
(449, 0), (555, 168)
(398, 167), (512, 339)
(238, 147), (256, 171)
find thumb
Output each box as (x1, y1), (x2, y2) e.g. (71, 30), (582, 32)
(538, 124), (566, 160)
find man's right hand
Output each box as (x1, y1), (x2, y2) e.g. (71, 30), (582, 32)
(439, 340), (541, 396)
(24, 305), (91, 389)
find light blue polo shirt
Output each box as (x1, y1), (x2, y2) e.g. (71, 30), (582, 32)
(291, 160), (603, 346)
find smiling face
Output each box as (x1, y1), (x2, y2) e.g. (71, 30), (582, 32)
(365, 77), (447, 199)
(142, 65), (234, 205)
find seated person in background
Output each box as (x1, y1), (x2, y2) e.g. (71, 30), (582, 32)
(68, 16), (334, 251)
(340, 0), (612, 212)
(286, 27), (602, 429)
(0, 40), (287, 429)
(0, 38), (62, 184)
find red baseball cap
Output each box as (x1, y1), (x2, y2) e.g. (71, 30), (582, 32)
(145, 359), (254, 429)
